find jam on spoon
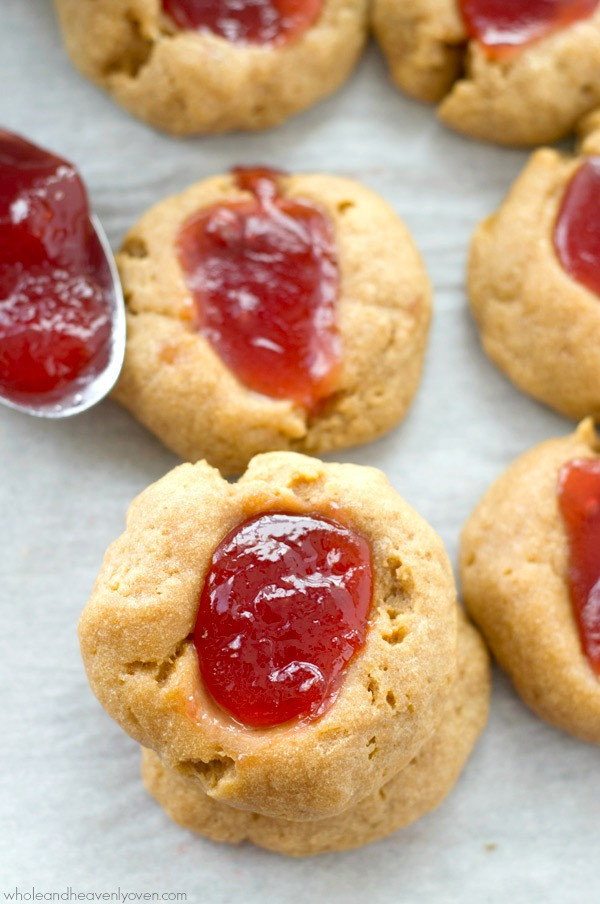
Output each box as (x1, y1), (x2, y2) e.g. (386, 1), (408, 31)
(558, 459), (600, 676)
(554, 157), (600, 298)
(176, 167), (341, 411)
(0, 130), (113, 406)
(459, 0), (599, 57)
(194, 511), (373, 727)
(162, 0), (323, 46)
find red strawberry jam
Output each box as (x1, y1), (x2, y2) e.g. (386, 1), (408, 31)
(194, 511), (373, 727)
(176, 167), (341, 411)
(554, 157), (600, 298)
(459, 0), (599, 56)
(558, 459), (600, 676)
(162, 0), (322, 46)
(0, 130), (112, 402)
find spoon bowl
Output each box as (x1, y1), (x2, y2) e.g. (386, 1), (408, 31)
(0, 215), (126, 419)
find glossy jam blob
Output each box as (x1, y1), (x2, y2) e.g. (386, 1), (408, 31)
(162, 0), (322, 46)
(558, 459), (600, 676)
(0, 130), (112, 400)
(194, 511), (373, 727)
(459, 0), (599, 56)
(177, 167), (341, 410)
(554, 157), (600, 298)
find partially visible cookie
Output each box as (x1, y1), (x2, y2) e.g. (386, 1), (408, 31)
(142, 614), (489, 856)
(79, 451), (458, 821)
(578, 107), (600, 154)
(372, 0), (465, 105)
(461, 421), (600, 744)
(372, 0), (600, 146)
(468, 138), (600, 420)
(53, 0), (368, 135)
(113, 168), (432, 474)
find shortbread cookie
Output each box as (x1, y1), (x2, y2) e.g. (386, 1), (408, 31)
(461, 420), (600, 744)
(468, 143), (600, 420)
(141, 615), (490, 856)
(53, 0), (368, 135)
(113, 168), (432, 474)
(372, 0), (600, 146)
(79, 451), (458, 821)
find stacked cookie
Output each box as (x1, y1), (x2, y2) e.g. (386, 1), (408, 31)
(79, 452), (489, 854)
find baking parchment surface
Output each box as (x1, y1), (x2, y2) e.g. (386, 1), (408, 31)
(0, 3), (597, 902)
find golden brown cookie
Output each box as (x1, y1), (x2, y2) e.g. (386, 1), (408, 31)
(113, 170), (432, 474)
(468, 139), (600, 420)
(372, 0), (600, 146)
(79, 451), (458, 821)
(141, 614), (490, 856)
(53, 0), (368, 135)
(460, 420), (600, 744)
(578, 107), (600, 155)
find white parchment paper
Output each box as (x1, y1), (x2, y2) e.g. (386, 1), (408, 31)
(1, 3), (598, 901)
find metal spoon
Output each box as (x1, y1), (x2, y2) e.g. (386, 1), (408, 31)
(0, 215), (126, 419)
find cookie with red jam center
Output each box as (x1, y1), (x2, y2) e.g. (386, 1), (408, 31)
(0, 129), (112, 405)
(461, 420), (600, 744)
(141, 614), (489, 856)
(113, 168), (431, 475)
(79, 452), (459, 822)
(54, 0), (368, 135)
(468, 142), (600, 421)
(371, 0), (600, 145)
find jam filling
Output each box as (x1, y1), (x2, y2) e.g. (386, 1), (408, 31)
(194, 511), (373, 727)
(554, 157), (600, 298)
(162, 0), (323, 46)
(558, 459), (600, 676)
(0, 130), (112, 401)
(459, 0), (599, 56)
(176, 167), (341, 411)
